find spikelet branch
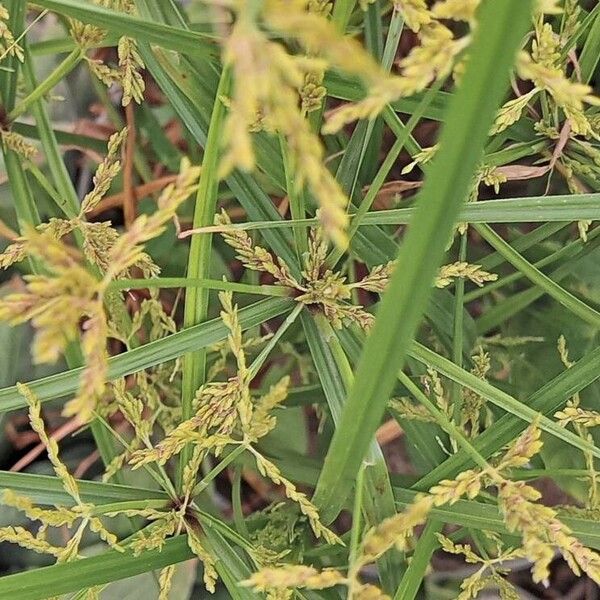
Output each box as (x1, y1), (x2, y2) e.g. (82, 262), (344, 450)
(242, 565), (346, 592)
(158, 565), (175, 600)
(19, 383), (83, 503)
(125, 290), (334, 555)
(0, 2), (23, 61)
(242, 425), (567, 600)
(80, 129), (127, 215)
(250, 448), (340, 545)
(1, 130), (37, 159)
(219, 1), (353, 245)
(389, 396), (436, 423)
(0, 156), (199, 422)
(71, 2), (144, 106)
(0, 525), (62, 557)
(218, 0), (452, 244)
(460, 347), (492, 437)
(1, 385), (123, 561)
(553, 335), (600, 507)
(184, 523), (219, 593)
(436, 262), (498, 289)
(118, 36), (145, 106)
(101, 158), (200, 283)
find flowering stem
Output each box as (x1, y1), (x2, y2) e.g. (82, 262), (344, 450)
(348, 461), (366, 574)
(475, 223), (600, 328)
(91, 499), (169, 516)
(332, 0), (356, 32)
(327, 80), (443, 267)
(397, 371), (489, 472)
(231, 467), (250, 538)
(247, 303), (303, 380)
(193, 443), (247, 497)
(110, 277), (291, 297)
(9, 48), (82, 120)
(280, 135), (308, 260)
(451, 232), (467, 428)
(179, 66), (231, 490)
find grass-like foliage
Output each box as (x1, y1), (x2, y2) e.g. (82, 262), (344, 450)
(0, 0), (598, 598)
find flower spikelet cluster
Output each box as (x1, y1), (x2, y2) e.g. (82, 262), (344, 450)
(460, 347), (492, 436)
(492, 12), (600, 139)
(242, 565), (346, 591)
(216, 213), (498, 330)
(71, 1), (145, 106)
(1, 130), (37, 159)
(217, 0), (406, 245)
(323, 18), (469, 133)
(0, 158), (199, 421)
(436, 262), (498, 288)
(0, 2), (23, 61)
(0, 129), (156, 278)
(128, 290), (338, 545)
(553, 335), (600, 506)
(0, 385), (122, 561)
(437, 534), (524, 599)
(245, 423), (600, 594)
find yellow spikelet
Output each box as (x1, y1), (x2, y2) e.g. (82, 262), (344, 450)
(2, 490), (77, 528)
(102, 158), (200, 282)
(248, 376), (290, 440)
(0, 526), (62, 557)
(354, 583), (392, 600)
(394, 0), (432, 32)
(63, 306), (108, 422)
(184, 525), (218, 593)
(251, 449), (341, 545)
(1, 130), (37, 159)
(516, 52), (600, 137)
(18, 383), (82, 503)
(497, 422), (543, 470)
(80, 129), (127, 214)
(555, 405), (600, 428)
(431, 0), (480, 22)
(0, 2), (24, 61)
(242, 565), (345, 591)
(118, 37), (145, 106)
(359, 495), (434, 562)
(491, 90), (539, 135)
(436, 262), (498, 288)
(158, 565), (176, 600)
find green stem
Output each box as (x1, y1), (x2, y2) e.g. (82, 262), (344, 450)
(247, 303), (303, 380)
(477, 222), (568, 272)
(475, 223), (600, 328)
(348, 461), (366, 573)
(109, 277), (290, 297)
(179, 66), (231, 489)
(309, 313), (402, 592)
(393, 520), (442, 600)
(21, 48), (80, 217)
(332, 0), (357, 32)
(26, 162), (64, 207)
(397, 371), (489, 471)
(476, 232), (600, 333)
(381, 8), (404, 71)
(231, 467), (250, 538)
(327, 81), (441, 267)
(193, 444), (247, 496)
(280, 135), (308, 260)
(9, 48), (82, 120)
(451, 233), (467, 426)
(91, 499), (169, 516)
(465, 224), (600, 303)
